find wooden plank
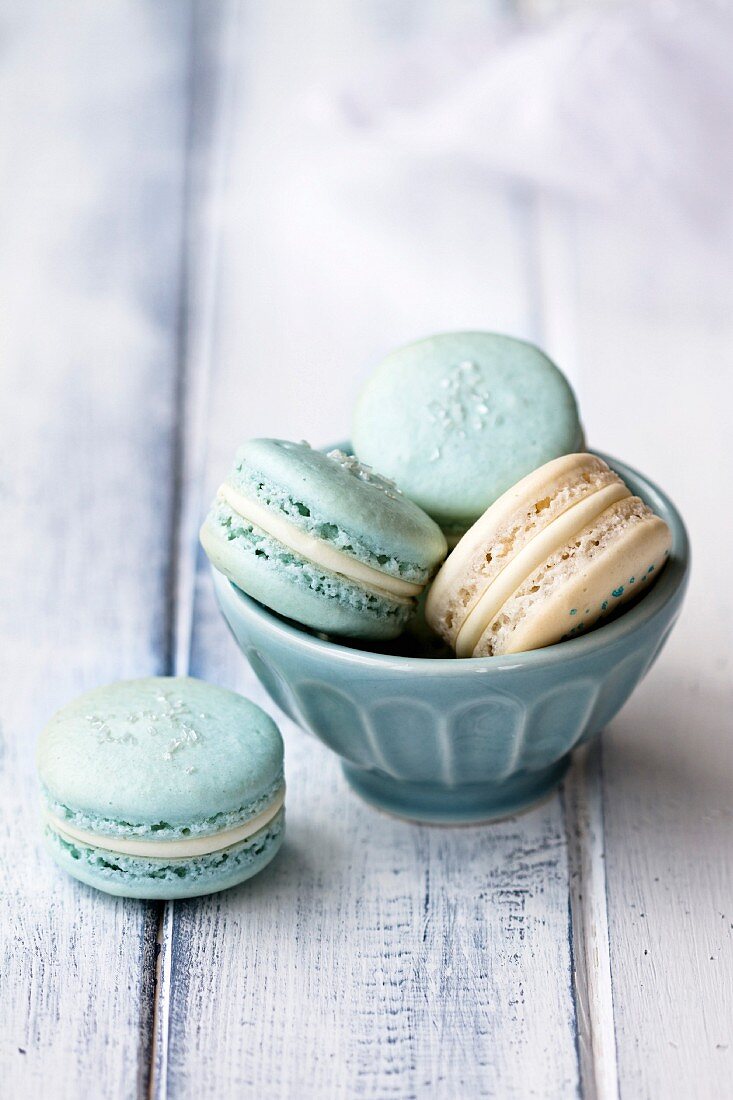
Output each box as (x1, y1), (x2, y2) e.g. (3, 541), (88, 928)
(0, 3), (192, 1096)
(164, 3), (581, 1096)
(572, 212), (733, 1098)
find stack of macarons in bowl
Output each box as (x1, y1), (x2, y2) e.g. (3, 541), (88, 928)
(201, 332), (689, 824)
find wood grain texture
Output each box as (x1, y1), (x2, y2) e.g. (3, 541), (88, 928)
(0, 3), (191, 1095)
(169, 712), (579, 1098)
(163, 4), (581, 1097)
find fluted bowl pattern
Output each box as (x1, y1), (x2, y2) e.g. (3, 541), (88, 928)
(212, 455), (689, 823)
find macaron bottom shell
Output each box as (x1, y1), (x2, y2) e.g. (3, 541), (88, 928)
(201, 514), (414, 641)
(44, 809), (284, 900)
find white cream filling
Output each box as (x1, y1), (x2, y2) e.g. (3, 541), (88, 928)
(218, 482), (421, 601)
(456, 482), (631, 657)
(45, 786), (285, 860)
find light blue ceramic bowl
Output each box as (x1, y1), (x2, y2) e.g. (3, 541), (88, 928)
(211, 454), (689, 823)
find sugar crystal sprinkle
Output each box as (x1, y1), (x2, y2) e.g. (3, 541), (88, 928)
(87, 692), (206, 760)
(426, 360), (492, 454)
(326, 449), (402, 499)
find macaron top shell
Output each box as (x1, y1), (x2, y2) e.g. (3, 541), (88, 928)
(352, 332), (583, 529)
(226, 439), (447, 581)
(38, 677), (284, 838)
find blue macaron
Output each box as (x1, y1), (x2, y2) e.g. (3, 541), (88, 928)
(352, 332), (583, 541)
(37, 677), (285, 900)
(199, 439), (447, 639)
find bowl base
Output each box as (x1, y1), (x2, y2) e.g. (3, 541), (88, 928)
(342, 756), (571, 825)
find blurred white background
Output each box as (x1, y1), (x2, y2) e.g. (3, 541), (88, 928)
(206, 0), (733, 439)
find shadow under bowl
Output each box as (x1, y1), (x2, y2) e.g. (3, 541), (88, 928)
(211, 453), (689, 824)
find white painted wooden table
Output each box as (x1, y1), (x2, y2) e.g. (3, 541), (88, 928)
(1, 3), (731, 1098)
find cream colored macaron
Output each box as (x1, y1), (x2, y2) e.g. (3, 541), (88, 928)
(425, 454), (672, 657)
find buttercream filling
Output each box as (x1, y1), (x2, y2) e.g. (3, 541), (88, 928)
(44, 786), (285, 860)
(456, 481), (631, 657)
(218, 483), (421, 601)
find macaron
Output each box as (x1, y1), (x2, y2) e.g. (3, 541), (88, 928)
(200, 439), (447, 640)
(352, 332), (583, 542)
(425, 454), (672, 657)
(38, 677), (285, 899)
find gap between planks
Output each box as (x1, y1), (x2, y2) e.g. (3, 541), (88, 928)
(147, 2), (242, 1097)
(562, 743), (620, 1100)
(531, 189), (620, 1100)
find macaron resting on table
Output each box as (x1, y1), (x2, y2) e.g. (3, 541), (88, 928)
(426, 453), (672, 657)
(352, 332), (584, 541)
(37, 677), (285, 899)
(200, 438), (447, 639)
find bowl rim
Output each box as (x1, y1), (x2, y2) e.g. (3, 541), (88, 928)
(211, 451), (690, 674)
